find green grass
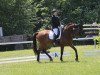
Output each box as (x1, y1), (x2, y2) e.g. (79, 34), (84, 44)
(0, 50), (33, 58)
(0, 45), (100, 75)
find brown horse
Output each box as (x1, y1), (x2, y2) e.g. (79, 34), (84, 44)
(33, 23), (79, 62)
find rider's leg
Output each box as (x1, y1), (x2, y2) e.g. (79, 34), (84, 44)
(53, 34), (57, 42)
(52, 28), (60, 45)
(52, 28), (58, 42)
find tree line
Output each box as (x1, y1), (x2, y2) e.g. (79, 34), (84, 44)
(0, 0), (100, 36)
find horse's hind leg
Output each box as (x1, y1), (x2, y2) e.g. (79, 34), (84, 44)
(70, 45), (78, 62)
(43, 50), (53, 62)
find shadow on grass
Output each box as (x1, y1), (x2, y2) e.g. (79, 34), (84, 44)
(39, 60), (82, 64)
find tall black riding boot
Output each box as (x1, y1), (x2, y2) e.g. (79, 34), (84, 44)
(53, 35), (57, 45)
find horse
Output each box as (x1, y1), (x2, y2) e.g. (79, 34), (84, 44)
(33, 23), (79, 62)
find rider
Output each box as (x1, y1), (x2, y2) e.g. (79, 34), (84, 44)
(51, 9), (60, 43)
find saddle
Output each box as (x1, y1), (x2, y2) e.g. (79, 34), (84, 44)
(49, 25), (64, 40)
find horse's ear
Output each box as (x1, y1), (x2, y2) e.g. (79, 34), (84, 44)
(75, 24), (79, 27)
(64, 25), (68, 30)
(75, 24), (79, 26)
(67, 23), (71, 25)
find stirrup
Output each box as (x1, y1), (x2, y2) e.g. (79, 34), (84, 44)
(53, 39), (60, 45)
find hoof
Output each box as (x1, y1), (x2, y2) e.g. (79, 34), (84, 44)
(61, 60), (64, 63)
(37, 61), (41, 63)
(50, 59), (53, 62)
(75, 58), (79, 62)
(60, 58), (63, 62)
(37, 59), (40, 62)
(60, 60), (63, 62)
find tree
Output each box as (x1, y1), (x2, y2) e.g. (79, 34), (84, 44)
(0, 0), (100, 36)
(0, 0), (35, 36)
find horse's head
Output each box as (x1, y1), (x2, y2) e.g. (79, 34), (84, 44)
(63, 23), (80, 37)
(64, 23), (78, 30)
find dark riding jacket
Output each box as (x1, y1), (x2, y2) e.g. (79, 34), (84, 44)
(51, 15), (60, 39)
(51, 15), (60, 28)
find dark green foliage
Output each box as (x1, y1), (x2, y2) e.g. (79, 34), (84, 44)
(0, 0), (100, 35)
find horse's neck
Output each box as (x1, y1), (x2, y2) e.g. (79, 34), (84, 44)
(62, 28), (73, 38)
(68, 25), (75, 29)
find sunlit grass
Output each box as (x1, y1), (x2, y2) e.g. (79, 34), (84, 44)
(0, 45), (96, 58)
(0, 45), (100, 75)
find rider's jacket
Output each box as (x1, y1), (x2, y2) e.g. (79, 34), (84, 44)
(51, 15), (60, 28)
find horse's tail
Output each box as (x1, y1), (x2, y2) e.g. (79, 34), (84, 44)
(33, 32), (38, 55)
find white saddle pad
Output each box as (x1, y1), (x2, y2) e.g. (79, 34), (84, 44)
(49, 31), (54, 40)
(49, 25), (63, 40)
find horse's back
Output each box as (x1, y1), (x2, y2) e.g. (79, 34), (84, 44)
(36, 30), (50, 38)
(36, 30), (52, 49)
(36, 30), (52, 43)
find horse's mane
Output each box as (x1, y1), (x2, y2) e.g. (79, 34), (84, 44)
(64, 23), (75, 29)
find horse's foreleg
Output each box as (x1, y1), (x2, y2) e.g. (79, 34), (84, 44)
(70, 45), (78, 61)
(43, 50), (53, 62)
(60, 46), (64, 61)
(37, 50), (40, 62)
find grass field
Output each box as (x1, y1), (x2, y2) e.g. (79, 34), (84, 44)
(0, 45), (100, 75)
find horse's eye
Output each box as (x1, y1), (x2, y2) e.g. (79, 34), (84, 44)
(73, 28), (75, 30)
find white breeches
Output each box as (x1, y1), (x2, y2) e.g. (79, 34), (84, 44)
(52, 28), (59, 35)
